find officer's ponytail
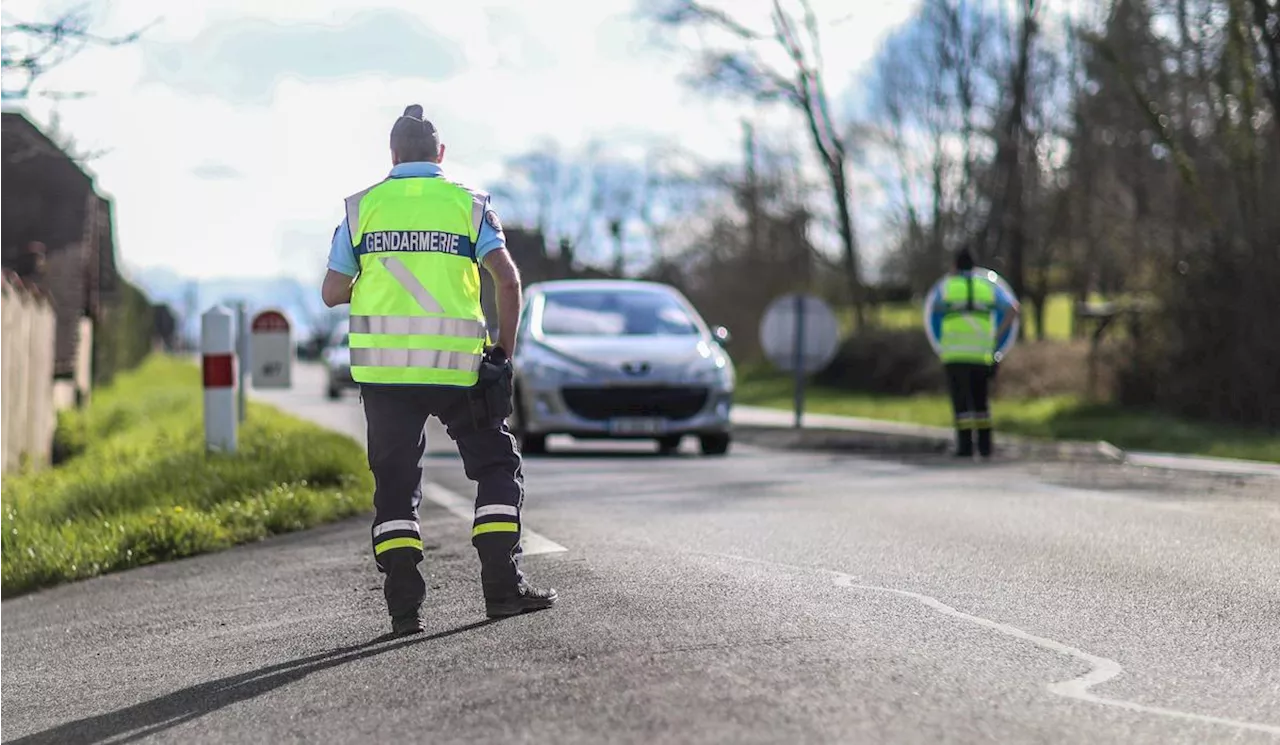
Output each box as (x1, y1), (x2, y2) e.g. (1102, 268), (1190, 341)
(390, 104), (440, 162)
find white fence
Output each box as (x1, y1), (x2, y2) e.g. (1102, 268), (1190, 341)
(1, 272), (58, 474)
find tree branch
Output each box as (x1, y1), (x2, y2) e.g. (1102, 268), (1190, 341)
(1, 4), (155, 101)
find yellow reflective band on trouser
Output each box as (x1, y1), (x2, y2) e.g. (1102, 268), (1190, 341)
(375, 536), (424, 555)
(472, 521), (520, 537)
(350, 315), (487, 337)
(972, 412), (992, 430)
(955, 412), (973, 430)
(350, 347), (482, 372)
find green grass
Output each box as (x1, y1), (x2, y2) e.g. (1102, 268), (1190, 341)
(1, 356), (374, 598)
(737, 372), (1280, 464)
(843, 292), (1097, 341)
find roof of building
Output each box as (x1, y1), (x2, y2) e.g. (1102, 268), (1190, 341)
(1, 111), (121, 377)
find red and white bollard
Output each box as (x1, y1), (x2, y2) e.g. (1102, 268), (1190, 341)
(201, 305), (237, 453)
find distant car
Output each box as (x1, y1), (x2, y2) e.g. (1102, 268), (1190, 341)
(322, 320), (353, 399)
(509, 279), (735, 456)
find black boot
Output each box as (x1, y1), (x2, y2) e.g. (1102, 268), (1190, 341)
(977, 428), (993, 458)
(954, 429), (974, 458)
(391, 612), (426, 636)
(382, 553), (426, 635)
(475, 535), (557, 618)
(485, 581), (559, 619)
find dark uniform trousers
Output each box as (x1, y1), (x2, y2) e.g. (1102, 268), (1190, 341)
(361, 383), (525, 618)
(944, 363), (993, 457)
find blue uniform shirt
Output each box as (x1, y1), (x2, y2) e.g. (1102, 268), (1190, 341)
(326, 162), (506, 277)
(926, 270), (1018, 344)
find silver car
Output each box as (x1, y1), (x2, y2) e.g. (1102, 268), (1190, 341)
(509, 279), (735, 456)
(322, 319), (353, 399)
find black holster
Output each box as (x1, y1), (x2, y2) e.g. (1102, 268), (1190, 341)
(468, 355), (514, 428)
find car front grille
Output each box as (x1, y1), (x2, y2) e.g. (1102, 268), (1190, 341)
(560, 386), (710, 421)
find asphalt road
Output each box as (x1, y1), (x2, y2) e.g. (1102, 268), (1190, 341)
(3, 364), (1278, 744)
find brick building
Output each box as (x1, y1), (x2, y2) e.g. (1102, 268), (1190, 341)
(2, 111), (121, 404)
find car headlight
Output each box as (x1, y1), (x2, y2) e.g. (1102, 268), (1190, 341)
(525, 358), (590, 383)
(687, 358), (734, 386)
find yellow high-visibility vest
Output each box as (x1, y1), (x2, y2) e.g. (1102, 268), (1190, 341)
(344, 176), (491, 386)
(938, 273), (997, 365)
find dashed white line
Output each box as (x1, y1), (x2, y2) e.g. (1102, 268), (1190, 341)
(421, 481), (568, 556)
(708, 552), (1280, 737)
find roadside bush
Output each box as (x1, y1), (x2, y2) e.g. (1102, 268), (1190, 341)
(813, 328), (945, 395)
(811, 327), (1119, 401)
(1, 355), (373, 598)
(992, 339), (1123, 400)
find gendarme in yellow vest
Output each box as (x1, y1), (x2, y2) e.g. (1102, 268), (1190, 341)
(938, 272), (997, 365)
(345, 176), (490, 386)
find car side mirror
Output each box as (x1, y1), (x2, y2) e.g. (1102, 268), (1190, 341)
(712, 325), (732, 345)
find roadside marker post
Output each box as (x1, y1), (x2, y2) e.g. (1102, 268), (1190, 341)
(202, 305), (237, 453)
(235, 302), (249, 423)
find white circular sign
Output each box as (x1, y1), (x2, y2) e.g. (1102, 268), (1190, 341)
(250, 309), (294, 389)
(922, 267), (1019, 362)
(759, 293), (841, 375)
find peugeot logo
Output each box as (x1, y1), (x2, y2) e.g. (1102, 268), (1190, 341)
(621, 361), (651, 376)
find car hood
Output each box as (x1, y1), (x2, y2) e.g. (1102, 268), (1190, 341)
(530, 335), (717, 372)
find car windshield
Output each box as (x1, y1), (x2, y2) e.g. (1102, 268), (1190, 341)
(539, 289), (700, 337)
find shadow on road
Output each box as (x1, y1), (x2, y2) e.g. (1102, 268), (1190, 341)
(7, 619), (501, 745)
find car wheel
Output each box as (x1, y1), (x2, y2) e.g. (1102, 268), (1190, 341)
(699, 433), (731, 456)
(657, 435), (683, 455)
(510, 387), (544, 454)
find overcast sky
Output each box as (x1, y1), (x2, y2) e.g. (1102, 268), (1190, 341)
(4, 0), (919, 284)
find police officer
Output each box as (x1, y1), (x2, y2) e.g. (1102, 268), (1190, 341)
(927, 248), (1020, 459)
(321, 104), (557, 636)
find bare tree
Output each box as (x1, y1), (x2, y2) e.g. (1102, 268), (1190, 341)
(866, 0), (1005, 294)
(644, 132), (825, 357)
(491, 138), (713, 277)
(1, 4), (153, 101)
(43, 107), (110, 162)
(978, 0), (1041, 312)
(652, 0), (866, 326)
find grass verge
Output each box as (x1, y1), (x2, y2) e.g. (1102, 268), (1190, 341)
(2, 355), (373, 598)
(736, 372), (1280, 464)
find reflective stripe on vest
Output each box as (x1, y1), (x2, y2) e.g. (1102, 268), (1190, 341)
(938, 273), (997, 365)
(350, 347), (482, 372)
(349, 314), (486, 337)
(344, 176), (491, 386)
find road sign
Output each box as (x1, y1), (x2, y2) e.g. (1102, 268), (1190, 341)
(922, 268), (1019, 362)
(758, 293), (842, 429)
(759, 294), (841, 375)
(250, 309), (293, 389)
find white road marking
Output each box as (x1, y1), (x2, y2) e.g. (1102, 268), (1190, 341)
(421, 482), (568, 556)
(707, 552), (1280, 737)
